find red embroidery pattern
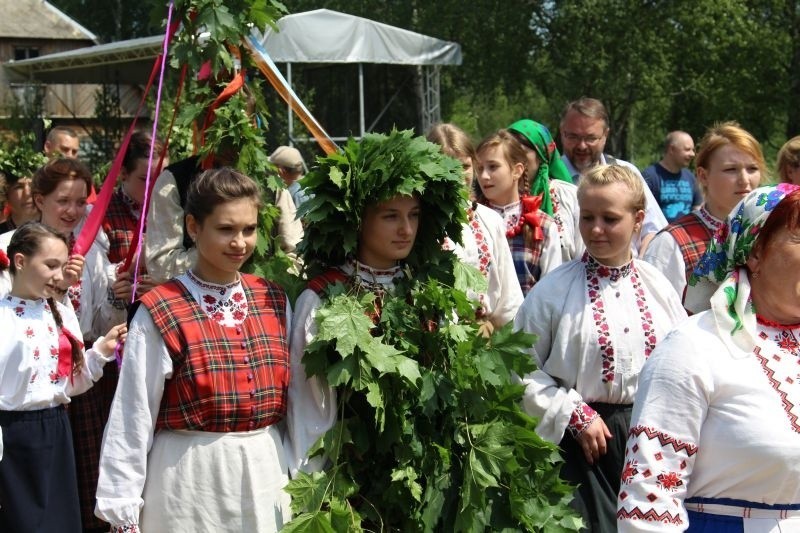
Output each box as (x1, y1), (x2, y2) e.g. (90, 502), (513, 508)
(621, 459), (640, 484)
(627, 425), (698, 456)
(567, 402), (599, 437)
(549, 184), (565, 236)
(468, 209), (491, 275)
(67, 280), (82, 315)
(754, 332), (800, 434)
(616, 507), (683, 525)
(584, 254), (656, 383)
(656, 471), (683, 492)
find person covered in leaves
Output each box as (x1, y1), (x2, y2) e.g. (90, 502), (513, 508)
(284, 130), (581, 532)
(426, 123), (523, 331)
(286, 130), (467, 474)
(514, 164), (687, 532)
(95, 168), (297, 532)
(475, 129), (562, 294)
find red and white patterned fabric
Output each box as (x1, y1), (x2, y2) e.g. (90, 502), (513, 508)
(140, 273), (290, 432)
(444, 203), (523, 326)
(96, 271), (296, 530)
(514, 255), (686, 443)
(489, 200), (562, 294)
(642, 205), (723, 303)
(0, 294), (111, 410)
(617, 312), (800, 531)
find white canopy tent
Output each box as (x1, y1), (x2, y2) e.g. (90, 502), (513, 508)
(4, 9), (462, 140)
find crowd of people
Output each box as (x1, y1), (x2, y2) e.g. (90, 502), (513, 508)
(0, 96), (798, 532)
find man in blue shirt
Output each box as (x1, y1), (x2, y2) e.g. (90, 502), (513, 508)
(641, 131), (702, 222)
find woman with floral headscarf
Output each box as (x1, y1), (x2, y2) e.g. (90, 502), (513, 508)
(618, 184), (800, 532)
(508, 119), (585, 261)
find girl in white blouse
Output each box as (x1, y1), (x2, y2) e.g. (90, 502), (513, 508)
(514, 164), (686, 532)
(0, 222), (124, 533)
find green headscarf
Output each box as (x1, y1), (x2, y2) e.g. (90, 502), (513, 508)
(507, 119), (572, 215)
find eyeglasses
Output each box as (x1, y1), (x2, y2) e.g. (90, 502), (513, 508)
(562, 132), (605, 146)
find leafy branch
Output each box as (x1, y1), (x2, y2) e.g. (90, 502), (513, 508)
(283, 263), (582, 532)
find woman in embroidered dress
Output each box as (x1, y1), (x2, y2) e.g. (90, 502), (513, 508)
(475, 129), (562, 294)
(618, 184), (800, 532)
(2, 158), (130, 531)
(644, 122), (764, 306)
(96, 168), (295, 532)
(0, 222), (125, 533)
(427, 123), (523, 330)
(507, 118), (585, 262)
(514, 164), (687, 532)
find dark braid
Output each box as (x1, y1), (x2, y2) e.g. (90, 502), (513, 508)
(47, 296), (85, 374)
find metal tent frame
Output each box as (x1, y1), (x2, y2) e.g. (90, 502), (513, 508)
(4, 9), (462, 141)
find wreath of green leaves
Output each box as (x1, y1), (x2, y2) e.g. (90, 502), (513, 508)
(296, 129), (468, 278)
(0, 133), (48, 182)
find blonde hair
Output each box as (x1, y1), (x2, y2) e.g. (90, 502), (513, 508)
(695, 122), (767, 193)
(578, 164), (646, 213)
(426, 123), (476, 161)
(777, 135), (800, 183)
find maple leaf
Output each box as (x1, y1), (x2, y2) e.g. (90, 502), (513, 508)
(315, 294), (375, 356)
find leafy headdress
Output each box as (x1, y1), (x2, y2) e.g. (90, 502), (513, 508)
(297, 129), (468, 277)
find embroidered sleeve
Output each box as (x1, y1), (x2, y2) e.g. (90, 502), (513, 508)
(616, 425), (696, 530)
(111, 525), (140, 533)
(566, 402), (598, 438)
(616, 327), (709, 532)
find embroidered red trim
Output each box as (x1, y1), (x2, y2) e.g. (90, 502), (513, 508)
(0, 249), (9, 269)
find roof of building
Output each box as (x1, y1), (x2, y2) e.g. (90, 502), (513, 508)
(0, 0), (96, 42)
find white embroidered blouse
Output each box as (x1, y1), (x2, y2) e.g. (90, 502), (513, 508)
(445, 203), (523, 328)
(550, 179), (585, 262)
(617, 312), (800, 531)
(513, 254), (687, 443)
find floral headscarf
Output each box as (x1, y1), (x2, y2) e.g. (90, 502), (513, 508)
(507, 119), (573, 215)
(685, 183), (800, 350)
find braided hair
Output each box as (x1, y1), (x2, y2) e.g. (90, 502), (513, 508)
(4, 222), (85, 374)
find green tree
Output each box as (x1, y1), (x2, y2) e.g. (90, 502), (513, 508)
(48, 0), (157, 42)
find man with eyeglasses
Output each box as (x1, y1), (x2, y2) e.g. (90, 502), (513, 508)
(559, 97), (667, 252)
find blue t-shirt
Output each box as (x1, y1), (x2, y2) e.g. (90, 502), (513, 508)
(641, 163), (702, 222)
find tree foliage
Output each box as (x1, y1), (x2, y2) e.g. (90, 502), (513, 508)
(283, 269), (582, 532)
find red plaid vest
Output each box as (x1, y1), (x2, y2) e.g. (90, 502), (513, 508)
(663, 212), (713, 282)
(307, 269), (349, 294)
(140, 273), (290, 432)
(102, 188), (140, 265)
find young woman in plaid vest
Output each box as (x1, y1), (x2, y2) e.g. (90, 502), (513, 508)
(96, 169), (294, 532)
(643, 122), (765, 307)
(475, 129), (562, 295)
(0, 222), (125, 533)
(514, 164), (686, 532)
